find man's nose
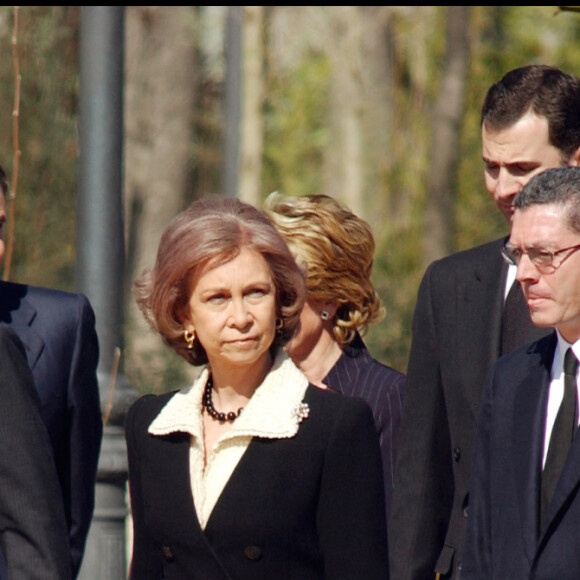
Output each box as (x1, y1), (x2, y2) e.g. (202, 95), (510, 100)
(515, 253), (539, 282)
(495, 170), (521, 198)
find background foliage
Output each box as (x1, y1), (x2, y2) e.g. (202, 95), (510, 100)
(1, 6), (580, 393)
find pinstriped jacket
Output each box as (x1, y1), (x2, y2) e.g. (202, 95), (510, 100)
(323, 333), (405, 519)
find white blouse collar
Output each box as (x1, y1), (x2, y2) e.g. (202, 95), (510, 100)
(148, 350), (310, 440)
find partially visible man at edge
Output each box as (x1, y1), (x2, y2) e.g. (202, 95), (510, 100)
(0, 322), (72, 579)
(0, 164), (102, 577)
(388, 65), (580, 580)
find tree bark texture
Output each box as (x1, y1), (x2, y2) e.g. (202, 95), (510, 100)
(423, 6), (471, 266)
(124, 6), (198, 393)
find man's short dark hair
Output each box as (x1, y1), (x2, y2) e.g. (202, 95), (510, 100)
(481, 65), (580, 162)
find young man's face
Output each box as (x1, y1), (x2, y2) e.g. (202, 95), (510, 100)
(482, 111), (567, 223)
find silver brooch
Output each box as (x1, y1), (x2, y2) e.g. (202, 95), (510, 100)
(291, 402), (310, 423)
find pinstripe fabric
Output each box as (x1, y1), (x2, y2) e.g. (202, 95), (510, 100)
(323, 333), (405, 518)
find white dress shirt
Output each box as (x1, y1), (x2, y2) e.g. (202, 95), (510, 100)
(542, 333), (580, 468)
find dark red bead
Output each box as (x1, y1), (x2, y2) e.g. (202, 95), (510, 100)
(202, 375), (244, 423)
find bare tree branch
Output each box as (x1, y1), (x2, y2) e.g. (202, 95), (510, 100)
(3, 6), (20, 281)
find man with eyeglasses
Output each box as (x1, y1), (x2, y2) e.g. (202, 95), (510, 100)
(389, 65), (580, 580)
(462, 166), (580, 578)
(501, 238), (580, 272)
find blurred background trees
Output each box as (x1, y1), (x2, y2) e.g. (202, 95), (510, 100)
(1, 6), (579, 394)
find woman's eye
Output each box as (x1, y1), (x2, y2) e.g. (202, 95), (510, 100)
(246, 288), (269, 300)
(208, 294), (227, 304)
(248, 289), (265, 297)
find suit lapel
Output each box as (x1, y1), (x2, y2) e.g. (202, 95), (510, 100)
(151, 430), (236, 578)
(322, 334), (365, 397)
(512, 339), (554, 560)
(539, 414), (580, 546)
(7, 296), (44, 369)
(457, 239), (506, 422)
(0, 282), (44, 369)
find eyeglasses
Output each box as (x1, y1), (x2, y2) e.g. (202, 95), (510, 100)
(501, 241), (580, 273)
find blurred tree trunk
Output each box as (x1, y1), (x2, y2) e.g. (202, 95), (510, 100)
(323, 7), (394, 221)
(223, 6), (242, 198)
(124, 6), (197, 393)
(239, 6), (264, 205)
(423, 6), (471, 266)
(266, 6), (395, 223)
(324, 6), (365, 216)
(357, 7), (396, 228)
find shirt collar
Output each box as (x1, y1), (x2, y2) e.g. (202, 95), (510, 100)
(148, 350), (310, 441)
(552, 330), (580, 379)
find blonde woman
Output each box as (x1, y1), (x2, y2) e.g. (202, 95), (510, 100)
(263, 192), (405, 519)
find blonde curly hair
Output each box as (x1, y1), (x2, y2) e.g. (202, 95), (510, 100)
(263, 191), (384, 347)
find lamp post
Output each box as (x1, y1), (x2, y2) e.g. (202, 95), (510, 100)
(76, 6), (138, 579)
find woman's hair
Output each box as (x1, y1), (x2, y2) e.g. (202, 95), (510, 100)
(133, 195), (306, 365)
(263, 192), (384, 346)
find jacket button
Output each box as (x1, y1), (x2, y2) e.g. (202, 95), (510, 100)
(453, 447), (461, 462)
(161, 545), (174, 561)
(244, 545), (262, 561)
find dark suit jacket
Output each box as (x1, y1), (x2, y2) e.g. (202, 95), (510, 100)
(323, 333), (405, 518)
(462, 333), (580, 579)
(389, 238), (550, 580)
(0, 280), (102, 576)
(0, 323), (72, 579)
(126, 385), (390, 580)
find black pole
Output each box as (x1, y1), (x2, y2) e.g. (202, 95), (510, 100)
(76, 6), (138, 579)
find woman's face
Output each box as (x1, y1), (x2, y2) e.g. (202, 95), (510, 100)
(284, 298), (328, 362)
(184, 247), (277, 371)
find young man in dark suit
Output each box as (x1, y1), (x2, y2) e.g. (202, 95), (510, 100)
(0, 323), (72, 579)
(389, 65), (580, 580)
(0, 165), (102, 577)
(462, 166), (580, 578)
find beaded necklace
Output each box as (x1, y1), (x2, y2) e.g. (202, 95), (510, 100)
(202, 376), (244, 423)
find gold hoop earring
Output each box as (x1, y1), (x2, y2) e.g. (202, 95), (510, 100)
(276, 318), (283, 331)
(184, 329), (195, 350)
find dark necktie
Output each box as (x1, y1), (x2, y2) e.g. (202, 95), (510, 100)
(501, 280), (531, 355)
(541, 347), (579, 529)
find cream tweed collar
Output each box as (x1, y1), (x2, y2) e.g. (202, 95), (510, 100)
(148, 350), (310, 441)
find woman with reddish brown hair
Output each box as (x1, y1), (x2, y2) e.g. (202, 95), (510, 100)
(126, 195), (389, 580)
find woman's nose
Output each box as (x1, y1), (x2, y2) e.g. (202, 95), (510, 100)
(228, 298), (251, 326)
